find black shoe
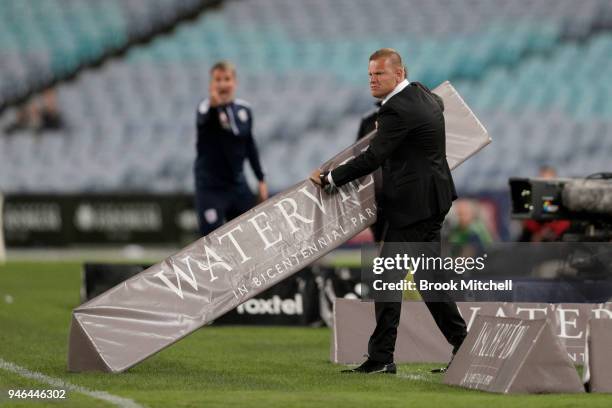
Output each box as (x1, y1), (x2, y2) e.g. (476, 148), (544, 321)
(430, 362), (450, 374)
(431, 341), (463, 373)
(341, 359), (396, 374)
(431, 353), (455, 373)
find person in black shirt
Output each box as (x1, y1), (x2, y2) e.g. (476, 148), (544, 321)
(194, 61), (268, 236)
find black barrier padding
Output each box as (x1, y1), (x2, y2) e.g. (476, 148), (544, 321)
(4, 194), (199, 247)
(82, 263), (150, 302)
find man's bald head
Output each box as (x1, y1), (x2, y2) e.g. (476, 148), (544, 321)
(368, 48), (406, 99)
(369, 48), (402, 63)
(369, 48), (404, 69)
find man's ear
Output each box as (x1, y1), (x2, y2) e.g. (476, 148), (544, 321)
(396, 68), (404, 82)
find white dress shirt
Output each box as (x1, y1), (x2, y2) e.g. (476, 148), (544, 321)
(381, 79), (410, 105)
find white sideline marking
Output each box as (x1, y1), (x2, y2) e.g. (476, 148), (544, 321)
(398, 373), (428, 381)
(0, 358), (146, 408)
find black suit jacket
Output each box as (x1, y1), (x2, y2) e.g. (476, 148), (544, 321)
(331, 82), (457, 227)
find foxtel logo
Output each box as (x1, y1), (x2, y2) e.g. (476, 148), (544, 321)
(237, 294), (303, 315)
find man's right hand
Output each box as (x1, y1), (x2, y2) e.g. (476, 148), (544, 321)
(310, 169), (323, 186)
(257, 181), (269, 203)
(209, 83), (221, 107)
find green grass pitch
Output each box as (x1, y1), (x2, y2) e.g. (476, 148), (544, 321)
(1, 261), (611, 407)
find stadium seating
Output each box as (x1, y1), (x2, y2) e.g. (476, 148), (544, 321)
(0, 0), (208, 106)
(1, 0), (611, 194)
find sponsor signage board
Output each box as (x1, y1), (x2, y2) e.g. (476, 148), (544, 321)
(2, 194), (199, 246)
(444, 315), (584, 393)
(331, 299), (612, 365)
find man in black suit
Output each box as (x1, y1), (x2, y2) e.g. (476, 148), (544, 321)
(311, 48), (467, 374)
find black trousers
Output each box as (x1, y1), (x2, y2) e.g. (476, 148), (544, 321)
(368, 212), (467, 364)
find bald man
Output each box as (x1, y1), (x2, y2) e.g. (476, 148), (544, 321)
(312, 48), (467, 374)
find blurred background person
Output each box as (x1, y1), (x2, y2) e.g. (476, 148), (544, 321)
(194, 60), (268, 236)
(447, 198), (494, 257)
(2, 87), (65, 135)
(3, 100), (39, 135)
(38, 88), (65, 132)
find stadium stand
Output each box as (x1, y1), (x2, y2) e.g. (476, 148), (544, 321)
(0, 0), (219, 110)
(0, 0), (611, 195)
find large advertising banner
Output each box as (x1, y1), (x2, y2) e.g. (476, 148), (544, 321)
(67, 81), (490, 373)
(331, 299), (612, 365)
(444, 315), (584, 394)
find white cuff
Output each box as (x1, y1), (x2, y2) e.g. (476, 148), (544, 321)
(327, 172), (336, 187)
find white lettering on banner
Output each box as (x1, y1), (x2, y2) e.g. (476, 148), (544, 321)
(337, 184), (359, 205)
(495, 307), (507, 318)
(154, 257), (200, 300)
(470, 321), (528, 359)
(235, 285), (249, 298)
(217, 225), (251, 264)
(334, 155), (361, 206)
(4, 203), (62, 232)
(462, 307), (481, 331)
(349, 146), (376, 196)
(201, 244), (233, 282)
(75, 203), (161, 231)
(298, 187), (327, 215)
(236, 294), (303, 315)
(354, 213), (369, 227)
(557, 308), (583, 339)
(567, 352), (585, 363)
(356, 174), (375, 192)
(274, 198), (313, 233)
(460, 370), (494, 388)
(153, 178), (376, 299)
(248, 212), (283, 249)
(591, 306), (612, 319)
